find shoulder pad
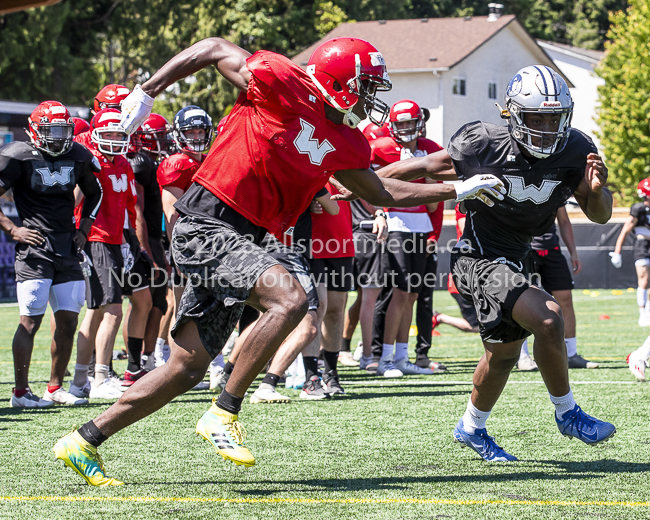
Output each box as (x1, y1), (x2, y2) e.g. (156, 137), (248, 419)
(0, 141), (42, 161)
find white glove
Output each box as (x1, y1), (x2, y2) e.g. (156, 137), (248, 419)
(80, 251), (93, 278)
(455, 175), (507, 207)
(120, 85), (154, 135)
(121, 244), (135, 273)
(609, 252), (622, 269)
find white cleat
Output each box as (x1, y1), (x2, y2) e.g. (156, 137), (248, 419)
(639, 313), (650, 327)
(43, 387), (88, 406)
(210, 370), (230, 392)
(338, 350), (359, 367)
(10, 388), (54, 408)
(627, 350), (648, 382)
(141, 354), (156, 372)
(249, 383), (291, 404)
(89, 379), (124, 400)
(517, 354), (539, 371)
(352, 341), (363, 362)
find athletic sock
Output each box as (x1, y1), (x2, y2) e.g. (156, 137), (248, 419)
(47, 384), (61, 394)
(303, 356), (319, 380)
(341, 338), (351, 352)
(323, 350), (338, 373)
(14, 387), (28, 398)
(636, 335), (650, 360)
(261, 372), (280, 388)
(549, 389), (576, 419)
(223, 361), (235, 375)
(380, 343), (394, 360)
(93, 364), (110, 387)
(565, 337), (578, 358)
(519, 338), (530, 358)
(78, 420), (108, 448)
(638, 288), (647, 309)
(154, 337), (165, 358)
(461, 397), (491, 434)
(394, 342), (409, 363)
(216, 390), (244, 415)
(73, 363), (89, 387)
(126, 337), (143, 372)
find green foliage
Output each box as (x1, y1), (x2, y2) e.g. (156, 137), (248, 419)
(596, 0), (650, 203)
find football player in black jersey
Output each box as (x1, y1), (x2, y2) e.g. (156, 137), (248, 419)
(0, 101), (102, 408)
(376, 65), (616, 460)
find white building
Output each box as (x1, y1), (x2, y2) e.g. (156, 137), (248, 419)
(292, 12), (572, 148)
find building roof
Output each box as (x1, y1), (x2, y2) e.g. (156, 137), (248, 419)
(1, 0), (63, 15)
(536, 40), (604, 65)
(292, 15), (518, 72)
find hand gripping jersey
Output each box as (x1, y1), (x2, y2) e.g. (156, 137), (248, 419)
(630, 202), (650, 238)
(449, 121), (596, 262)
(157, 152), (202, 194)
(190, 51), (371, 236)
(0, 141), (102, 255)
(75, 148), (137, 245)
(127, 151), (163, 239)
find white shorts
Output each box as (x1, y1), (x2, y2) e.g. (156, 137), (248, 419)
(17, 279), (86, 316)
(635, 258), (650, 267)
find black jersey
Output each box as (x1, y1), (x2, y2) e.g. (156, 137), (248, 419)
(630, 203), (650, 234)
(449, 122), (595, 262)
(0, 141), (102, 246)
(531, 222), (560, 250)
(127, 152), (163, 239)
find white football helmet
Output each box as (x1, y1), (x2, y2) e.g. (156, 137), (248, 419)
(503, 65), (573, 158)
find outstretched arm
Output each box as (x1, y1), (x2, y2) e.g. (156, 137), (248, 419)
(573, 153), (612, 224)
(376, 149), (459, 182)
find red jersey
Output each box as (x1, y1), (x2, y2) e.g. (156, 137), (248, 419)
(193, 50), (371, 236)
(311, 182), (354, 259)
(75, 147), (137, 245)
(370, 136), (443, 214)
(157, 152), (203, 193)
(74, 131), (93, 151)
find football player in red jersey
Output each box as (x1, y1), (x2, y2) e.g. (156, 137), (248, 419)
(54, 36), (502, 485)
(0, 102), (102, 408)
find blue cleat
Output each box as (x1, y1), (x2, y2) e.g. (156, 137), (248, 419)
(452, 418), (518, 462)
(555, 405), (616, 444)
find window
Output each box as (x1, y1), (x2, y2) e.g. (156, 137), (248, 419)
(453, 78), (466, 96)
(488, 82), (497, 100)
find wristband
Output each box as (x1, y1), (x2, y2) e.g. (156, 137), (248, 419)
(374, 210), (387, 219)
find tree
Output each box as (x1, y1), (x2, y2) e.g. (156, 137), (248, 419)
(596, 0), (650, 203)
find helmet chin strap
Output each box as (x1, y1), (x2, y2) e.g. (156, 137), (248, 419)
(343, 111), (361, 129)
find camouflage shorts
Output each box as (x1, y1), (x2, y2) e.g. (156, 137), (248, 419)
(170, 214), (278, 358)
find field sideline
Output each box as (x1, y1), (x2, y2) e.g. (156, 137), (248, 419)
(1, 289), (649, 520)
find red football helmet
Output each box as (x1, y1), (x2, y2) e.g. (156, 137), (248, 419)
(362, 122), (390, 141)
(638, 178), (650, 198)
(94, 84), (130, 113)
(91, 108), (129, 155)
(71, 117), (90, 136)
(306, 38), (392, 128)
(136, 113), (173, 157)
(27, 101), (74, 156)
(389, 99), (426, 143)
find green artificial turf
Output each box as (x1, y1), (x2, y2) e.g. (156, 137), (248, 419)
(1, 289), (649, 520)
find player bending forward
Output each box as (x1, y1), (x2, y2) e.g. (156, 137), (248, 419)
(378, 65), (615, 461)
(53, 36), (502, 485)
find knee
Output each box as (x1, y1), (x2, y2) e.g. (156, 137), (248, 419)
(19, 316), (41, 337)
(536, 313), (564, 342)
(283, 287), (309, 324)
(56, 316), (78, 337)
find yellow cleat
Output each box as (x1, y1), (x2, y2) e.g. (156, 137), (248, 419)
(196, 398), (255, 467)
(53, 431), (123, 486)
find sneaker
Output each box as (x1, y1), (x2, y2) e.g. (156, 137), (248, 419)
(395, 358), (434, 375)
(141, 354), (156, 372)
(43, 387), (88, 406)
(193, 381), (210, 390)
(210, 370), (230, 392)
(376, 358), (403, 378)
(53, 431), (123, 486)
(359, 355), (373, 370)
(568, 354), (599, 369)
(10, 388), (54, 408)
(69, 380), (91, 399)
(627, 350), (648, 382)
(249, 383), (291, 404)
(299, 376), (331, 400)
(322, 370), (345, 395)
(352, 341), (363, 361)
(415, 357), (448, 373)
(517, 354), (539, 371)
(453, 418), (518, 462)
(338, 350), (359, 367)
(196, 399), (255, 467)
(154, 344), (170, 368)
(365, 359), (379, 372)
(121, 369), (148, 388)
(556, 405), (616, 444)
(89, 379), (123, 400)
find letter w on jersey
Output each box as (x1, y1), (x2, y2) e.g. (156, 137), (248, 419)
(293, 119), (335, 166)
(108, 174), (129, 192)
(504, 175), (562, 204)
(36, 166), (73, 187)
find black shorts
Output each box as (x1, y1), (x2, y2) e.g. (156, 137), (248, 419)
(170, 213), (278, 359)
(385, 232), (428, 293)
(309, 256), (355, 292)
(121, 256), (152, 296)
(451, 292), (479, 329)
(239, 305), (260, 331)
(14, 243), (83, 285)
(451, 254), (533, 344)
(264, 236), (319, 311)
(353, 231), (385, 288)
(634, 238), (650, 262)
(85, 241), (124, 309)
(532, 247), (574, 293)
(151, 283), (168, 314)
